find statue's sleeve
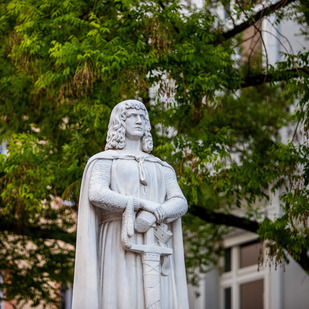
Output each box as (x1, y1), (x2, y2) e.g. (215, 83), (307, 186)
(162, 166), (188, 223)
(89, 159), (137, 212)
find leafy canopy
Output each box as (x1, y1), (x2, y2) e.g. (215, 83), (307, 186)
(0, 0), (309, 306)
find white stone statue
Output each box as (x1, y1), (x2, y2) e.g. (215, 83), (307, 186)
(72, 100), (189, 309)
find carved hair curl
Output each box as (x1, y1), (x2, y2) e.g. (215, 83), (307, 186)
(105, 100), (153, 153)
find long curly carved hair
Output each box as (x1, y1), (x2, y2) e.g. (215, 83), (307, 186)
(105, 100), (153, 153)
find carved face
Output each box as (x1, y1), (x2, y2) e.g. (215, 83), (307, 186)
(125, 108), (146, 140)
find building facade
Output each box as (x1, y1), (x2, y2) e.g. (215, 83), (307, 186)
(188, 2), (309, 308)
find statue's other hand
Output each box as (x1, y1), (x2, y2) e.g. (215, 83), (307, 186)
(137, 200), (166, 230)
(140, 199), (160, 213)
(135, 211), (156, 233)
(154, 205), (165, 223)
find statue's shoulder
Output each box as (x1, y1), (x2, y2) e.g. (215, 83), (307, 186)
(147, 154), (174, 171)
(87, 151), (174, 171)
(89, 150), (118, 161)
(86, 150), (119, 168)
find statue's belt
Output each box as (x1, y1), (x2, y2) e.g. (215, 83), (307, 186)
(100, 213), (172, 245)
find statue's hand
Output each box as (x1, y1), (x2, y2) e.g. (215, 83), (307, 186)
(154, 205), (165, 223)
(135, 200), (166, 233)
(140, 200), (165, 222)
(140, 199), (159, 213)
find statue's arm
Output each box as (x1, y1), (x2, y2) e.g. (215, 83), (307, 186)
(88, 160), (139, 212)
(162, 166), (188, 223)
(134, 164), (187, 232)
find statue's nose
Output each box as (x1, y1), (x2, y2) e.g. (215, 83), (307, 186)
(136, 115), (142, 124)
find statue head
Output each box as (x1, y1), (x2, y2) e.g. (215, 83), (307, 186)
(105, 100), (153, 153)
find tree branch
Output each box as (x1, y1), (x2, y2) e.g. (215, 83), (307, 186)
(158, 1), (180, 33)
(190, 205), (309, 274)
(240, 67), (309, 88)
(216, 0), (297, 44)
(0, 216), (76, 245)
(190, 205), (259, 233)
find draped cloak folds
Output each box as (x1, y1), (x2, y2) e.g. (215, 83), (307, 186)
(72, 150), (189, 309)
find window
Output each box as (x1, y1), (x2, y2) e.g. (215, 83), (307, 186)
(0, 142), (7, 155)
(240, 279), (264, 309)
(60, 286), (72, 309)
(240, 241), (263, 268)
(224, 248), (232, 272)
(224, 287), (232, 309)
(223, 1), (231, 20)
(220, 237), (267, 309)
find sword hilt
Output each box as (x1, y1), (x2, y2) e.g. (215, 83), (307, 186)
(130, 243), (173, 256)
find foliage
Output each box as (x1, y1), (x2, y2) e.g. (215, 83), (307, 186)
(0, 0), (308, 306)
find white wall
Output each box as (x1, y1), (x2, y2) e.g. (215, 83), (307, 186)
(263, 15), (309, 66)
(282, 259), (309, 309)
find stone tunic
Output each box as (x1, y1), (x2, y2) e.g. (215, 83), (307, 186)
(88, 155), (187, 309)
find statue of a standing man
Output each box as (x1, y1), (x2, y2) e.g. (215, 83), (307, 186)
(72, 100), (189, 309)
